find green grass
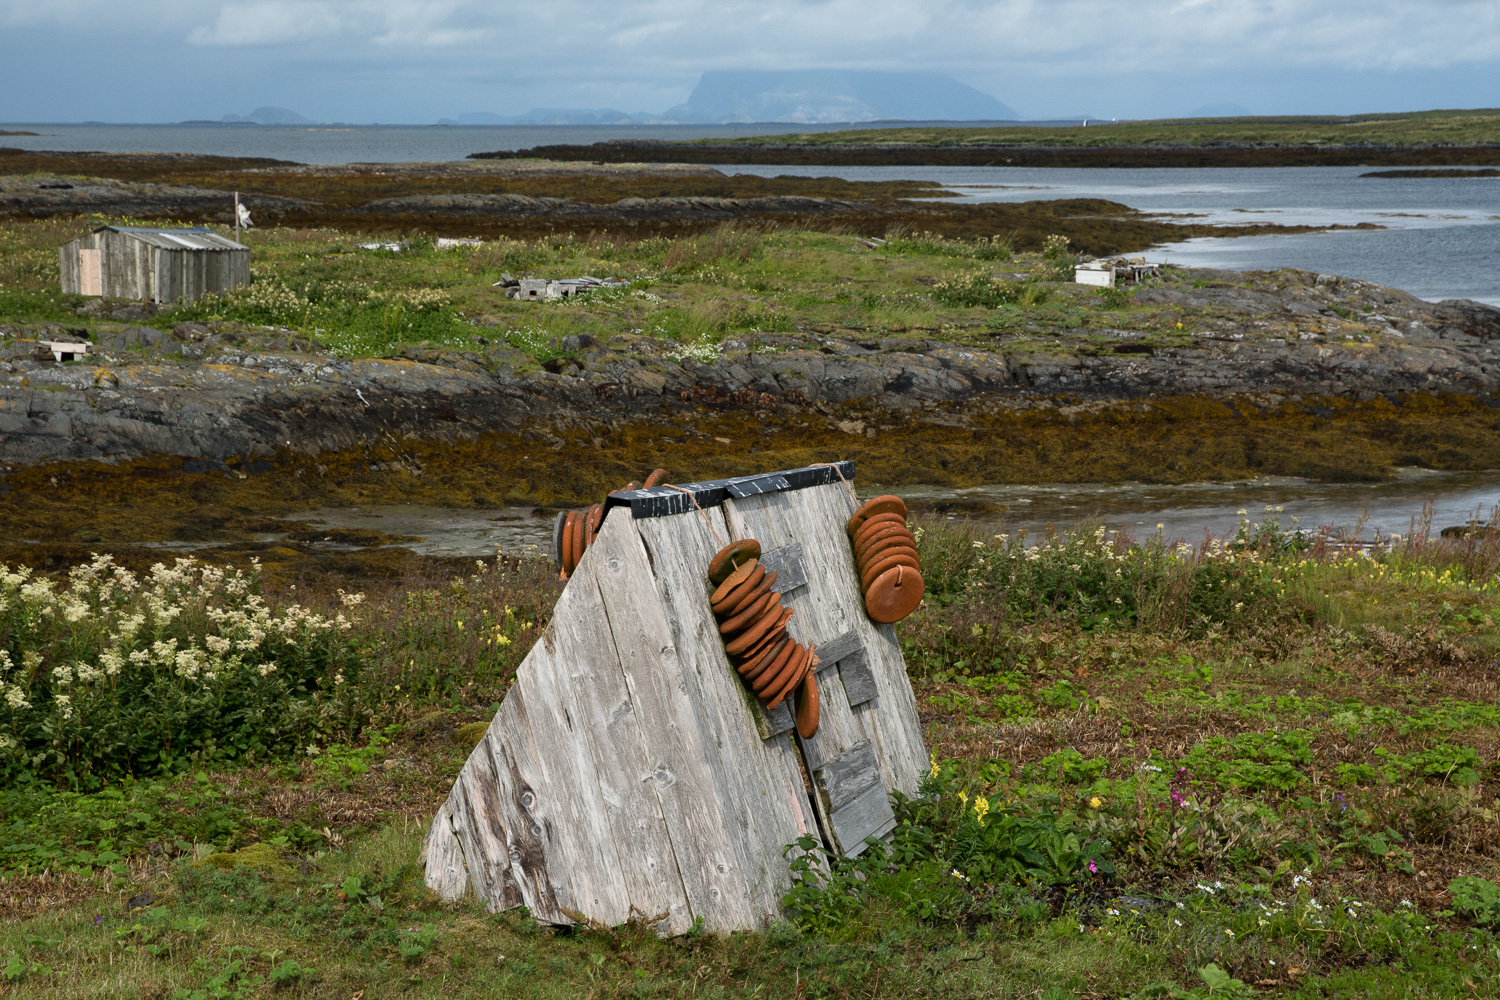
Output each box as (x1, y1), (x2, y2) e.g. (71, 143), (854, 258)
(6, 515), (1500, 995)
(700, 108), (1500, 149)
(0, 215), (1359, 363)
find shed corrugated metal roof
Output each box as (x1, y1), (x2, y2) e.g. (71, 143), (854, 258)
(95, 226), (247, 252)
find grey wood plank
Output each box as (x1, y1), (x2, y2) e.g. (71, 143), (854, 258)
(501, 592), (641, 926)
(449, 726), (523, 911)
(817, 741), (883, 811)
(721, 491), (870, 847)
(590, 513), (759, 932)
(813, 631), (862, 667)
(546, 557), (692, 928)
(798, 483), (929, 797)
(633, 508), (813, 922)
(758, 542), (809, 593)
(838, 648), (880, 707)
(827, 783), (898, 857)
(761, 699), (795, 737)
(421, 800), (471, 902)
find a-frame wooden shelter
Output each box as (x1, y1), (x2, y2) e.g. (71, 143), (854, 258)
(421, 463), (929, 933)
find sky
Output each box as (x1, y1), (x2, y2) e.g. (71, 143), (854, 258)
(1, 0), (1496, 123)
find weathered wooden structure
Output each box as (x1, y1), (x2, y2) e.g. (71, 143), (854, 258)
(58, 226), (249, 303)
(422, 463), (928, 933)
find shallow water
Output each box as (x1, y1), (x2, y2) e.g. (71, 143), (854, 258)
(881, 468), (1500, 545)
(285, 504), (554, 558)
(713, 163), (1500, 305)
(282, 470), (1500, 558)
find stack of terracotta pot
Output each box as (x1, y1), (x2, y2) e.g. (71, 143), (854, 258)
(558, 468), (670, 579)
(848, 495), (925, 624)
(708, 539), (820, 738)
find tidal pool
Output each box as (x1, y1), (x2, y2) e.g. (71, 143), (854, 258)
(282, 469), (1500, 559)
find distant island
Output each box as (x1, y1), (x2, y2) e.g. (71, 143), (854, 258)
(1360, 167), (1500, 178)
(474, 108), (1500, 168)
(0, 130), (39, 136)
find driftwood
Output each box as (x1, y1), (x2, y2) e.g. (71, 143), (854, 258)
(422, 465), (928, 933)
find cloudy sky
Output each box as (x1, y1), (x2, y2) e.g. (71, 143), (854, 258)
(2, 0), (1495, 122)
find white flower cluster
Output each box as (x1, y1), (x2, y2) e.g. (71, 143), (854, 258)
(0, 554), (359, 720)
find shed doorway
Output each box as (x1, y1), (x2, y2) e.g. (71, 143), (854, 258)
(78, 249), (102, 296)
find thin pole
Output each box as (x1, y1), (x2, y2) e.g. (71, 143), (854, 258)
(234, 191), (240, 240)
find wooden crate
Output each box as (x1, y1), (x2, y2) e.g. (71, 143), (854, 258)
(422, 463), (928, 933)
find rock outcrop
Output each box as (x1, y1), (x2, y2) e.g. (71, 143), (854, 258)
(4, 268), (1500, 469)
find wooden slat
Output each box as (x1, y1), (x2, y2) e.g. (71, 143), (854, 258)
(818, 741), (883, 810)
(724, 482), (928, 806)
(420, 800), (470, 902)
(545, 553), (692, 929)
(759, 542), (809, 593)
(828, 784), (898, 855)
(813, 631), (862, 667)
(797, 483), (929, 796)
(590, 513), (760, 932)
(838, 648), (879, 707)
(721, 490), (870, 843)
(634, 508), (814, 921)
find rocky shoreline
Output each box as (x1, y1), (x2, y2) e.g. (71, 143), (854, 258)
(4, 267), (1499, 472)
(474, 140), (1500, 169)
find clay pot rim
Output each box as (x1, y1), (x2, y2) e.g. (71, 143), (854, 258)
(712, 564), (768, 614)
(848, 495), (908, 536)
(709, 539), (762, 584)
(865, 565), (925, 624)
(710, 557), (759, 604)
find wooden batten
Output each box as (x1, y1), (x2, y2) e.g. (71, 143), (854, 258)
(423, 468), (928, 933)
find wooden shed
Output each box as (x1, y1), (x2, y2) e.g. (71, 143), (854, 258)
(421, 463), (930, 934)
(58, 226), (249, 304)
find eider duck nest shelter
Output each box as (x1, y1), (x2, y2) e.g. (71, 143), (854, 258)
(421, 462), (929, 934)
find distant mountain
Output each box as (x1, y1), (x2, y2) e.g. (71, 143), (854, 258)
(439, 108), (664, 126)
(665, 70), (1019, 123)
(220, 106), (315, 125)
(1188, 102), (1252, 118)
(442, 70), (1021, 126)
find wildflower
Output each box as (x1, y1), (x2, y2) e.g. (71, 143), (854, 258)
(1088, 859), (1098, 874)
(257, 662), (277, 678)
(1225, 928), (1234, 937)
(1174, 919), (1183, 926)
(1089, 796), (1102, 808)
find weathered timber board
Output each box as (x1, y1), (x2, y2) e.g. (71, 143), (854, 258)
(634, 508), (816, 922)
(722, 483), (927, 814)
(542, 559), (690, 927)
(588, 513), (762, 931)
(796, 483), (928, 794)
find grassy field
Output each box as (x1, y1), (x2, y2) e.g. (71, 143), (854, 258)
(0, 213), (1370, 360)
(3, 510), (1500, 997)
(698, 109), (1500, 150)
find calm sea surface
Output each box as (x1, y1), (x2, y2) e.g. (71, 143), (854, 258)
(716, 163), (1500, 306)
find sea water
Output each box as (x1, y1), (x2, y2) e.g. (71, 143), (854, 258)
(716, 163), (1500, 306)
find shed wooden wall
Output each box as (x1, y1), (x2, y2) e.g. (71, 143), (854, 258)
(57, 233), (249, 302)
(154, 246), (251, 303)
(422, 481), (929, 933)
